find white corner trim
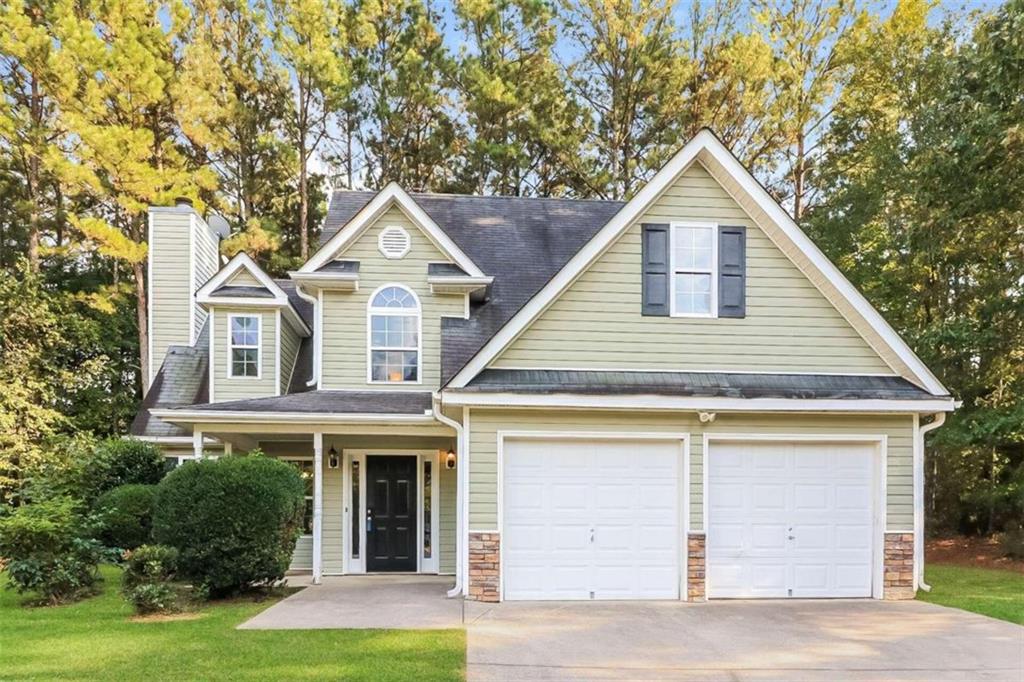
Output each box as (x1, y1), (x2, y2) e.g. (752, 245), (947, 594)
(445, 130), (948, 397)
(146, 211), (154, 392)
(208, 311), (216, 402)
(189, 214), (197, 346)
(299, 183), (486, 277)
(440, 391), (956, 413)
(275, 309), (282, 396)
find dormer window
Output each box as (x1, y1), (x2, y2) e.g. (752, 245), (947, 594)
(228, 314), (261, 378)
(368, 285), (420, 383)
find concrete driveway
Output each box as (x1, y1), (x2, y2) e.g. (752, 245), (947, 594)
(464, 599), (1024, 681)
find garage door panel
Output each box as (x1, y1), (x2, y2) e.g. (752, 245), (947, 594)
(708, 440), (876, 600)
(503, 438), (680, 601)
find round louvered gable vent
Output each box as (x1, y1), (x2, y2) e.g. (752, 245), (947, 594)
(378, 226), (411, 259)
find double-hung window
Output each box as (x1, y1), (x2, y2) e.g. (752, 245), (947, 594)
(368, 285), (420, 383)
(671, 223), (717, 316)
(228, 314), (260, 377)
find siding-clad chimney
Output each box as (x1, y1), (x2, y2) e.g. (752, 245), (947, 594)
(146, 204), (223, 394)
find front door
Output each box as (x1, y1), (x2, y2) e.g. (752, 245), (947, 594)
(366, 456), (417, 572)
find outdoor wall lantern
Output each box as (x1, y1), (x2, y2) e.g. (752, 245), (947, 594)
(445, 449), (457, 470)
(327, 446), (339, 469)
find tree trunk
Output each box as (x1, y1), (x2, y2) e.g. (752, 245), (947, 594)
(299, 140), (309, 260)
(133, 259), (150, 393)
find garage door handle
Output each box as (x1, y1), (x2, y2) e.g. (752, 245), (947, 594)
(589, 529), (595, 544)
(787, 535), (795, 540)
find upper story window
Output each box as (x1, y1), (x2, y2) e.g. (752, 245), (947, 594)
(228, 314), (261, 378)
(671, 223), (717, 317)
(368, 285), (420, 383)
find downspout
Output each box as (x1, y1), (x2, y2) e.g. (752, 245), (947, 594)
(916, 412), (946, 593)
(293, 283), (319, 388)
(433, 394), (466, 598)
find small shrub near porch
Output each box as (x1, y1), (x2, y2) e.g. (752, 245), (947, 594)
(152, 454), (304, 596)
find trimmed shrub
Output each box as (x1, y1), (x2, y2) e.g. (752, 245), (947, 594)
(123, 543), (179, 588)
(0, 497), (105, 604)
(152, 455), (304, 595)
(1001, 526), (1024, 559)
(122, 544), (192, 614)
(78, 438), (165, 501)
(95, 484), (157, 550)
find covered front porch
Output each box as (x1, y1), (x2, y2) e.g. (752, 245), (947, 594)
(151, 392), (465, 589)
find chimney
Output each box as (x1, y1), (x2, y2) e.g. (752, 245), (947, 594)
(145, 202), (222, 393)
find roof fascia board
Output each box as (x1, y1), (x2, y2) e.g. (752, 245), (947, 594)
(446, 129), (948, 396)
(300, 183), (486, 277)
(440, 391), (956, 413)
(150, 408), (439, 425)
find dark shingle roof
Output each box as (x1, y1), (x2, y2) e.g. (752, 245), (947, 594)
(130, 323), (210, 438)
(427, 262), (468, 277)
(274, 279), (314, 328)
(322, 191), (624, 384)
(462, 369), (943, 400)
(314, 259), (360, 274)
(211, 285), (274, 298)
(175, 390), (433, 415)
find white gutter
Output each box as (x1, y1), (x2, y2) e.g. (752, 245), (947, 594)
(916, 412), (946, 592)
(293, 283), (320, 387)
(432, 395), (466, 599)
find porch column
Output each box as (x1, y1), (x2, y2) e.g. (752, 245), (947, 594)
(192, 428), (203, 459)
(312, 432), (324, 584)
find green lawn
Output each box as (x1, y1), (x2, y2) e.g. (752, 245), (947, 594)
(0, 566), (465, 681)
(919, 563), (1024, 625)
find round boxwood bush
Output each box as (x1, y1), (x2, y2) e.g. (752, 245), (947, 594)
(95, 484), (157, 550)
(79, 438), (165, 501)
(152, 455), (304, 595)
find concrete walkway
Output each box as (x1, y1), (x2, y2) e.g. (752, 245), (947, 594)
(238, 575), (462, 629)
(464, 599), (1024, 681)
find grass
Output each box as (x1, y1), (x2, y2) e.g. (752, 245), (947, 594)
(0, 566), (465, 681)
(918, 563), (1024, 625)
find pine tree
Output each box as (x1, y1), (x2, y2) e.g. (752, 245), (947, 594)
(753, 0), (866, 220)
(265, 0), (349, 260)
(453, 0), (586, 196)
(349, 0), (461, 191)
(47, 0), (216, 390)
(559, 0), (688, 199)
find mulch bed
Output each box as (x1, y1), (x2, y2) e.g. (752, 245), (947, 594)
(927, 535), (1024, 574)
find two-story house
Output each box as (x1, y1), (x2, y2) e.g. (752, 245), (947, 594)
(131, 130), (954, 603)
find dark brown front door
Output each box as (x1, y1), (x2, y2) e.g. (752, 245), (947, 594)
(366, 456), (417, 572)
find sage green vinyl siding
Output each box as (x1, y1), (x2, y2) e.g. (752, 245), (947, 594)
(291, 536), (313, 570)
(226, 269), (261, 287)
(192, 220), (220, 339)
(320, 206), (466, 390)
(467, 409), (914, 531)
(280, 321), (301, 394)
(149, 211), (191, 377)
(440, 463), (456, 573)
(493, 162), (892, 374)
(211, 307), (277, 401)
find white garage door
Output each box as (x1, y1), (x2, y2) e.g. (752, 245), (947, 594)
(503, 438), (680, 600)
(707, 440), (876, 599)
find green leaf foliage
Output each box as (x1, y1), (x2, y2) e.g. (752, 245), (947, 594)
(152, 455), (305, 596)
(94, 483), (157, 550)
(77, 438), (165, 502)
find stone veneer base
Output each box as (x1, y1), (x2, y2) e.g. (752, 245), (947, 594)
(687, 533), (706, 601)
(467, 531), (500, 602)
(884, 532), (915, 600)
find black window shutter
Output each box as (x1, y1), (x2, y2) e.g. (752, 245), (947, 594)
(641, 223), (670, 316)
(718, 226), (746, 318)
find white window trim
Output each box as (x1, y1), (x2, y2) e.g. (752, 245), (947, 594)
(366, 283), (423, 385)
(670, 221), (718, 318)
(227, 313), (262, 379)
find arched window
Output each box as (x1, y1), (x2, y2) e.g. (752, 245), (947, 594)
(368, 285), (420, 383)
